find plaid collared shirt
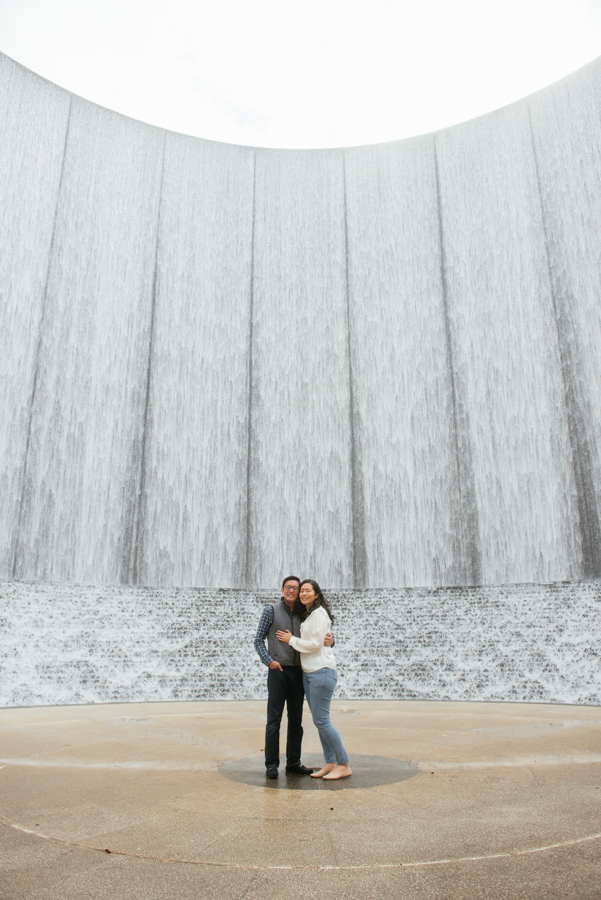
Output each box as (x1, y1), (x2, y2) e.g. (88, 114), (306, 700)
(254, 605), (275, 667)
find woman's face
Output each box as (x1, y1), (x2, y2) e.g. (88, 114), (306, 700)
(299, 583), (318, 608)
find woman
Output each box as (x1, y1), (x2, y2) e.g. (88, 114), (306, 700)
(276, 579), (351, 780)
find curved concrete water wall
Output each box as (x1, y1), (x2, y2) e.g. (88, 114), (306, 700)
(2, 52), (601, 590)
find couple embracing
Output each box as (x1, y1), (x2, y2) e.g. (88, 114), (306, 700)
(254, 576), (351, 781)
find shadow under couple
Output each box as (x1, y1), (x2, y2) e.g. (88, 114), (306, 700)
(253, 576), (351, 781)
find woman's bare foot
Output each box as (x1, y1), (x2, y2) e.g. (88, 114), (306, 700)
(310, 763), (336, 778)
(322, 764), (352, 780)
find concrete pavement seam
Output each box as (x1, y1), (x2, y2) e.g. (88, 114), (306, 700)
(2, 816), (600, 871)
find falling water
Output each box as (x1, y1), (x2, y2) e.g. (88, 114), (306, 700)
(3, 51), (601, 591)
(1, 580), (599, 707)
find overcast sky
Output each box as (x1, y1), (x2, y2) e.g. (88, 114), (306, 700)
(1, 0), (600, 148)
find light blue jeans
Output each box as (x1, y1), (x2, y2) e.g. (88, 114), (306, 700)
(303, 667), (349, 765)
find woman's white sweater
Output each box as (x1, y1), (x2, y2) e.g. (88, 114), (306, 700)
(289, 606), (336, 673)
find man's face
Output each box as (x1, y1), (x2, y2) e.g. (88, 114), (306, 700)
(281, 580), (300, 605)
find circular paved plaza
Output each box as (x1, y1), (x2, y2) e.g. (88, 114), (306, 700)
(1, 700), (600, 899)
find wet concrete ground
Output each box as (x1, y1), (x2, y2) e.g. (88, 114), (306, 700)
(1, 699), (600, 899)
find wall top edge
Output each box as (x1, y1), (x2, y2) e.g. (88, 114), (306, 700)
(2, 49), (601, 153)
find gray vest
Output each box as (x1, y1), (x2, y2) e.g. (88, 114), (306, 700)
(267, 601), (302, 666)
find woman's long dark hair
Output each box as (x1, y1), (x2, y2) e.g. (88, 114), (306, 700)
(295, 579), (334, 624)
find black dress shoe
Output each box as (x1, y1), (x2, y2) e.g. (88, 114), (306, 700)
(266, 767), (279, 779)
(285, 764), (314, 775)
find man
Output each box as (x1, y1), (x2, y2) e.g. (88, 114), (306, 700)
(254, 575), (333, 778)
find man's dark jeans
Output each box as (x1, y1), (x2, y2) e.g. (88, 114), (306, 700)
(265, 665), (304, 769)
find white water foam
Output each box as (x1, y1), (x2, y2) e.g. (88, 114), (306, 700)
(1, 580), (599, 707)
